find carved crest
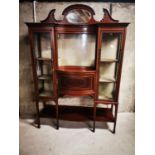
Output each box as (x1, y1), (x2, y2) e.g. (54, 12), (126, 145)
(41, 4), (119, 24)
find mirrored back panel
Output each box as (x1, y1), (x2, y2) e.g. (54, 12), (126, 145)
(66, 9), (92, 24)
(57, 34), (96, 67)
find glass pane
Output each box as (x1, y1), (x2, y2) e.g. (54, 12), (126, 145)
(36, 61), (53, 76)
(38, 80), (53, 97)
(66, 9), (91, 24)
(98, 83), (115, 100)
(33, 32), (52, 59)
(57, 34), (96, 66)
(101, 33), (120, 60)
(98, 33), (121, 100)
(36, 60), (53, 97)
(99, 63), (116, 82)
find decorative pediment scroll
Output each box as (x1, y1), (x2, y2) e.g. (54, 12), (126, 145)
(41, 9), (59, 23)
(41, 4), (119, 24)
(100, 9), (119, 23)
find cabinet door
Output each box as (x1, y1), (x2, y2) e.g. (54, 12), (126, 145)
(31, 31), (55, 99)
(97, 30), (125, 102)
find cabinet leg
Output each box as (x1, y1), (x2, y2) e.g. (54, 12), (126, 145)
(112, 105), (118, 134)
(56, 100), (59, 130)
(113, 122), (116, 134)
(36, 100), (40, 128)
(93, 103), (96, 132)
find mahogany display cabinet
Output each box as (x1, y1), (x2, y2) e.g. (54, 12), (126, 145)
(26, 4), (129, 133)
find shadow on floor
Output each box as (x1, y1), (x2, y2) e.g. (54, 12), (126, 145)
(21, 117), (114, 133)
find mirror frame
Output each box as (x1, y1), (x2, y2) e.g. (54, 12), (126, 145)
(41, 4), (119, 24)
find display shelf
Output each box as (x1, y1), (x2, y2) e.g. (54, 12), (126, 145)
(57, 66), (96, 73)
(35, 57), (52, 62)
(39, 105), (115, 122)
(38, 75), (52, 80)
(98, 95), (113, 100)
(99, 77), (116, 83)
(39, 90), (53, 97)
(100, 58), (118, 63)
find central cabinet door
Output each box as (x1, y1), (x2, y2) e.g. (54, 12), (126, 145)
(57, 71), (95, 96)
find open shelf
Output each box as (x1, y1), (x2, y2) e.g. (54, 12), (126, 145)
(99, 77), (116, 83)
(39, 105), (114, 122)
(100, 58), (118, 63)
(38, 74), (52, 80)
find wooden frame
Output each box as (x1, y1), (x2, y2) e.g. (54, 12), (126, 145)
(26, 4), (129, 133)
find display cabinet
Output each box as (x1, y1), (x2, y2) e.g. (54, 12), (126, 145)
(26, 4), (129, 133)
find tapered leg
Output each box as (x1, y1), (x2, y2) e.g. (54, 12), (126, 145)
(93, 103), (96, 132)
(56, 100), (59, 129)
(36, 100), (40, 128)
(113, 122), (116, 134)
(112, 104), (118, 134)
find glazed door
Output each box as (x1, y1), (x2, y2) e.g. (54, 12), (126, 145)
(29, 29), (56, 99)
(96, 28), (126, 102)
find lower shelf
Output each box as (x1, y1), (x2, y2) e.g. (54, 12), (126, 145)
(39, 105), (115, 122)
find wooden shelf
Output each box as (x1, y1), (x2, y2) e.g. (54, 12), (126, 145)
(99, 77), (116, 83)
(100, 58), (118, 63)
(57, 66), (96, 73)
(39, 105), (115, 122)
(38, 75), (51, 80)
(39, 91), (53, 97)
(36, 57), (52, 61)
(98, 95), (113, 101)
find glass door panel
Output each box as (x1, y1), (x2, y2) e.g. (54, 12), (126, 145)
(100, 33), (120, 61)
(33, 32), (52, 59)
(98, 83), (115, 100)
(57, 34), (96, 67)
(33, 32), (53, 97)
(98, 32), (121, 101)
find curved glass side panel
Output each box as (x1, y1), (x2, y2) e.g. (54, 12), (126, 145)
(57, 34), (96, 67)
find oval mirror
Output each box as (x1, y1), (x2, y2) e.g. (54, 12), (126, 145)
(66, 9), (92, 24)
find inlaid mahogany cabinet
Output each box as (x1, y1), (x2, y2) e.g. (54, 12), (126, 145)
(26, 4), (129, 133)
